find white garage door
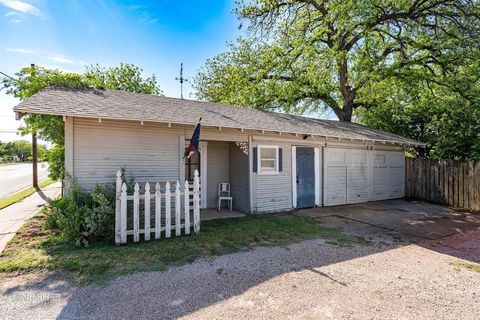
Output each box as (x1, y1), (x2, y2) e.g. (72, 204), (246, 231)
(324, 148), (370, 206)
(325, 148), (405, 206)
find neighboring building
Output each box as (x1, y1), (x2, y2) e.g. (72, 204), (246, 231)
(14, 87), (424, 213)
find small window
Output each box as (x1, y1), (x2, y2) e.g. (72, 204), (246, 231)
(258, 145), (279, 174)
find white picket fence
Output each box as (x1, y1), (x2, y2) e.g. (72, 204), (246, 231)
(114, 169), (201, 245)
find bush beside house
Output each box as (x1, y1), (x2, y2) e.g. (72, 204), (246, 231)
(47, 183), (116, 246)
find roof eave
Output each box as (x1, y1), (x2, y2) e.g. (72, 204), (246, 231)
(13, 107), (426, 148)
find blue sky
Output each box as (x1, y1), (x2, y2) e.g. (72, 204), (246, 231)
(0, 0), (240, 142)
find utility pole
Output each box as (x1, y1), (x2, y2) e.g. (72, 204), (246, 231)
(175, 63), (188, 99)
(32, 131), (38, 187)
(30, 64), (38, 188)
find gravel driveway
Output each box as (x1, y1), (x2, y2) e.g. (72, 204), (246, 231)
(1, 201), (479, 319)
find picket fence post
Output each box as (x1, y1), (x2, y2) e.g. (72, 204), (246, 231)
(175, 182), (181, 236)
(155, 182), (161, 239)
(115, 170), (122, 245)
(193, 170), (200, 233)
(165, 182), (171, 238)
(184, 180), (190, 235)
(133, 183), (140, 242)
(120, 182), (127, 244)
(144, 182), (151, 241)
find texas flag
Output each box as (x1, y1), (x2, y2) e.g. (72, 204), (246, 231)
(184, 121), (201, 159)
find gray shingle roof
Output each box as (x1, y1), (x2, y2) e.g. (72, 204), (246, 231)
(14, 86), (424, 146)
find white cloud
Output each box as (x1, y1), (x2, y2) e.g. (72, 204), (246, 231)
(48, 56), (76, 65)
(47, 55), (87, 66)
(6, 47), (37, 54)
(0, 0), (41, 16)
(5, 11), (21, 22)
(42, 65), (78, 73)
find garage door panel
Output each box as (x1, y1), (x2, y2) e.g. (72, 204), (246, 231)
(325, 148), (369, 206)
(371, 167), (389, 200)
(324, 165), (346, 206)
(370, 151), (405, 200)
(347, 150), (369, 204)
(327, 149), (346, 165)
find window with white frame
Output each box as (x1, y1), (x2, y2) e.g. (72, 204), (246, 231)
(258, 145), (279, 173)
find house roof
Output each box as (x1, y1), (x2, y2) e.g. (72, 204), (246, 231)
(14, 86), (424, 146)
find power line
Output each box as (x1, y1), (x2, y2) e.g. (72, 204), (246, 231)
(0, 129), (20, 133)
(0, 71), (15, 80)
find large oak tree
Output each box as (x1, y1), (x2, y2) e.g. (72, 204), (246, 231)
(195, 0), (480, 121)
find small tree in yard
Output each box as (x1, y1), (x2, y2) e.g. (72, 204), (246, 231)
(1, 63), (163, 181)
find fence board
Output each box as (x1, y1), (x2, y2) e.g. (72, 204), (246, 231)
(175, 182), (181, 236)
(165, 182), (171, 238)
(184, 180), (190, 235)
(155, 183), (161, 240)
(144, 183), (151, 241)
(120, 183), (127, 244)
(133, 183), (140, 242)
(458, 163), (464, 209)
(405, 158), (480, 211)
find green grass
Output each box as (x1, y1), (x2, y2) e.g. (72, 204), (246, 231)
(451, 260), (480, 273)
(0, 209), (369, 284)
(0, 178), (55, 210)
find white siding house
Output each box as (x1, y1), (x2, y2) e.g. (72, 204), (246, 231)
(14, 87), (425, 214)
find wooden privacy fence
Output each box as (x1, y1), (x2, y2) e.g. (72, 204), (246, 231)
(114, 169), (201, 245)
(405, 158), (480, 211)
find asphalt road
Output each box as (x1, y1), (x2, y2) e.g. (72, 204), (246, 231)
(0, 163), (49, 199)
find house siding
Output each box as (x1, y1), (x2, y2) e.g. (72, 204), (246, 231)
(206, 141), (229, 208)
(70, 116), (405, 212)
(229, 142), (250, 213)
(73, 118), (181, 189)
(251, 141), (293, 213)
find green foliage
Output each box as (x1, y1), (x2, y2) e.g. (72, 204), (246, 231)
(46, 183), (116, 246)
(46, 145), (65, 180)
(195, 1), (480, 122)
(1, 63), (162, 180)
(0, 140), (47, 162)
(356, 66), (480, 160)
(84, 63), (162, 95)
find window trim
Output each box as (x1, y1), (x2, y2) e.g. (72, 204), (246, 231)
(257, 145), (279, 175)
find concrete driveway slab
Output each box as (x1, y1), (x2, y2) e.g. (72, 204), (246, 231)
(302, 199), (480, 240)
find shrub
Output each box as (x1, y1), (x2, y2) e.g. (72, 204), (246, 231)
(47, 182), (116, 246)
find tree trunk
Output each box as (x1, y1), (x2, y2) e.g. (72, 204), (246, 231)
(32, 131), (38, 188)
(337, 57), (354, 122)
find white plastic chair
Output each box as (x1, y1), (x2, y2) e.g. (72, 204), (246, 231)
(217, 183), (233, 211)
